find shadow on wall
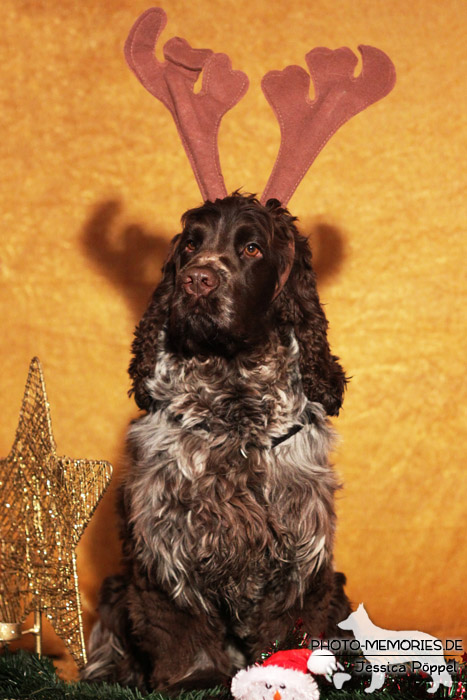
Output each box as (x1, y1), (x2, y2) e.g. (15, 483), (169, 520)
(307, 222), (347, 288)
(80, 200), (173, 320)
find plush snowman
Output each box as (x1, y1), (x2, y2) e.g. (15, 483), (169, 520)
(231, 648), (338, 700)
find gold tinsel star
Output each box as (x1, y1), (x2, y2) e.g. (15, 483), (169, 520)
(0, 357), (113, 668)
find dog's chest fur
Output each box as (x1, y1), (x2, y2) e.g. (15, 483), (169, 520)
(124, 331), (338, 612)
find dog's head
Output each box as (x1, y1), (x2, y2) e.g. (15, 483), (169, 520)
(129, 192), (346, 416)
(167, 194), (294, 356)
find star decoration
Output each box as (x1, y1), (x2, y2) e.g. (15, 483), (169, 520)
(0, 357), (113, 668)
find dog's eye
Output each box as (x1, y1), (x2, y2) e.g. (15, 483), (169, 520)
(242, 243), (262, 258)
(185, 239), (197, 252)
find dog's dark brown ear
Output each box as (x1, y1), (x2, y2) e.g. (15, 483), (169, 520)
(128, 235), (180, 410)
(273, 226), (347, 416)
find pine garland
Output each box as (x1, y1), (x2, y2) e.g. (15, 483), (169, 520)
(0, 651), (229, 700)
(0, 650), (465, 700)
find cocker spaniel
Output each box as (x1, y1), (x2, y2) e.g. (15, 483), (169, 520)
(82, 7), (396, 690)
(82, 193), (351, 692)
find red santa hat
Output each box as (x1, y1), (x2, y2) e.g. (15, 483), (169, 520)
(231, 648), (336, 700)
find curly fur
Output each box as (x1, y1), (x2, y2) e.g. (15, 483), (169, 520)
(82, 193), (350, 693)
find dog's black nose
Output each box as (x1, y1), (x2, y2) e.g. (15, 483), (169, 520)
(182, 266), (219, 298)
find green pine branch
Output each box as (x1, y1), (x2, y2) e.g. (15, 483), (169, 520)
(0, 651), (228, 700)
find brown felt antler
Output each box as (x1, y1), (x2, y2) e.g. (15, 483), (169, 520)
(124, 7), (249, 202)
(124, 9), (396, 207)
(260, 45), (396, 205)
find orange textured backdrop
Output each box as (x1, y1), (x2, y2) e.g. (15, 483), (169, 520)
(1, 0), (466, 679)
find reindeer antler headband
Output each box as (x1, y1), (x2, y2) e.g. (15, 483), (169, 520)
(124, 7), (396, 205)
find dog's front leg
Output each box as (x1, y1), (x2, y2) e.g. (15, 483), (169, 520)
(246, 568), (351, 660)
(127, 581), (232, 693)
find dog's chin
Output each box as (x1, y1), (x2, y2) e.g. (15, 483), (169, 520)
(167, 310), (249, 358)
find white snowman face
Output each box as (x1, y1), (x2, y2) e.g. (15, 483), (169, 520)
(231, 666), (320, 700)
(239, 679), (310, 700)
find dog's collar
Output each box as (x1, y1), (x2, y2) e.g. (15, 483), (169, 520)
(239, 423), (304, 459)
(271, 423), (304, 449)
(170, 414), (305, 459)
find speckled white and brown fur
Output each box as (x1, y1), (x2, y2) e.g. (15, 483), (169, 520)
(127, 331), (337, 615)
(82, 194), (350, 693)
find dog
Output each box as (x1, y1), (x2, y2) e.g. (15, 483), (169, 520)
(82, 193), (351, 693)
(338, 603), (453, 693)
